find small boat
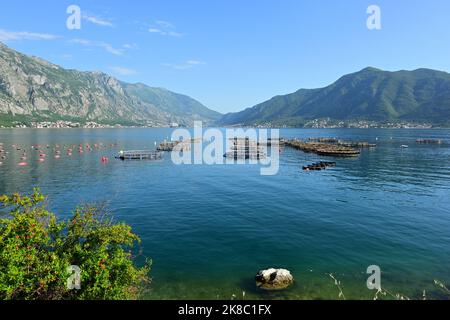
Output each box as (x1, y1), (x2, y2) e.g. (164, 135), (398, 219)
(400, 145), (409, 148)
(302, 161), (336, 171)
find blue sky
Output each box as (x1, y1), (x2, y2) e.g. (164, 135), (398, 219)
(1, 0), (450, 114)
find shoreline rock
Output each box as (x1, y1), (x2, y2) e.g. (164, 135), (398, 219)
(255, 268), (294, 291)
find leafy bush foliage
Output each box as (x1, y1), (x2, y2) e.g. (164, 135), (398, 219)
(0, 189), (151, 300)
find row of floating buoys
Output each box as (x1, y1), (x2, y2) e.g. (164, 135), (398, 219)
(1, 142), (7, 166)
(0, 141), (119, 166)
(0, 143), (3, 165)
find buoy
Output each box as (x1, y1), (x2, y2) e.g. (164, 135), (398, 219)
(101, 156), (109, 163)
(18, 162), (28, 166)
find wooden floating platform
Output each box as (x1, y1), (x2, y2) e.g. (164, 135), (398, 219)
(116, 150), (164, 160)
(286, 140), (361, 157)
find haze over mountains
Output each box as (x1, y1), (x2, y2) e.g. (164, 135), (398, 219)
(0, 42), (220, 126)
(219, 67), (450, 126)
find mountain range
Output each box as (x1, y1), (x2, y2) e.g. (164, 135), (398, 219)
(0, 42), (221, 127)
(219, 67), (450, 126)
(2, 42), (450, 128)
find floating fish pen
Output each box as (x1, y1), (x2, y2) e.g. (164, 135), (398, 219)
(316, 148), (360, 157)
(265, 138), (285, 146)
(309, 138), (339, 143)
(336, 141), (377, 148)
(286, 140), (360, 157)
(309, 138), (376, 148)
(416, 139), (442, 144)
(223, 151), (266, 160)
(157, 139), (200, 152)
(229, 137), (284, 147)
(157, 141), (179, 151)
(224, 137), (267, 160)
(116, 150), (164, 160)
(303, 161), (336, 171)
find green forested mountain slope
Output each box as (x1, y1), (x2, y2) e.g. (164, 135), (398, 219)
(219, 67), (450, 126)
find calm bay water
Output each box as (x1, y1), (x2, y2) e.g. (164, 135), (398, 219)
(0, 128), (449, 299)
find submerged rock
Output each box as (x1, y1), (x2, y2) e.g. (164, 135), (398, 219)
(255, 268), (294, 290)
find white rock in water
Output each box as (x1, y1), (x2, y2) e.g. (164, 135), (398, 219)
(255, 268), (294, 290)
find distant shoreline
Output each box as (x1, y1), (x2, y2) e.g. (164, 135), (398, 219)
(1, 126), (449, 130)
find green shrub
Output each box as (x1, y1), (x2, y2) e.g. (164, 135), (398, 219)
(0, 189), (151, 300)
